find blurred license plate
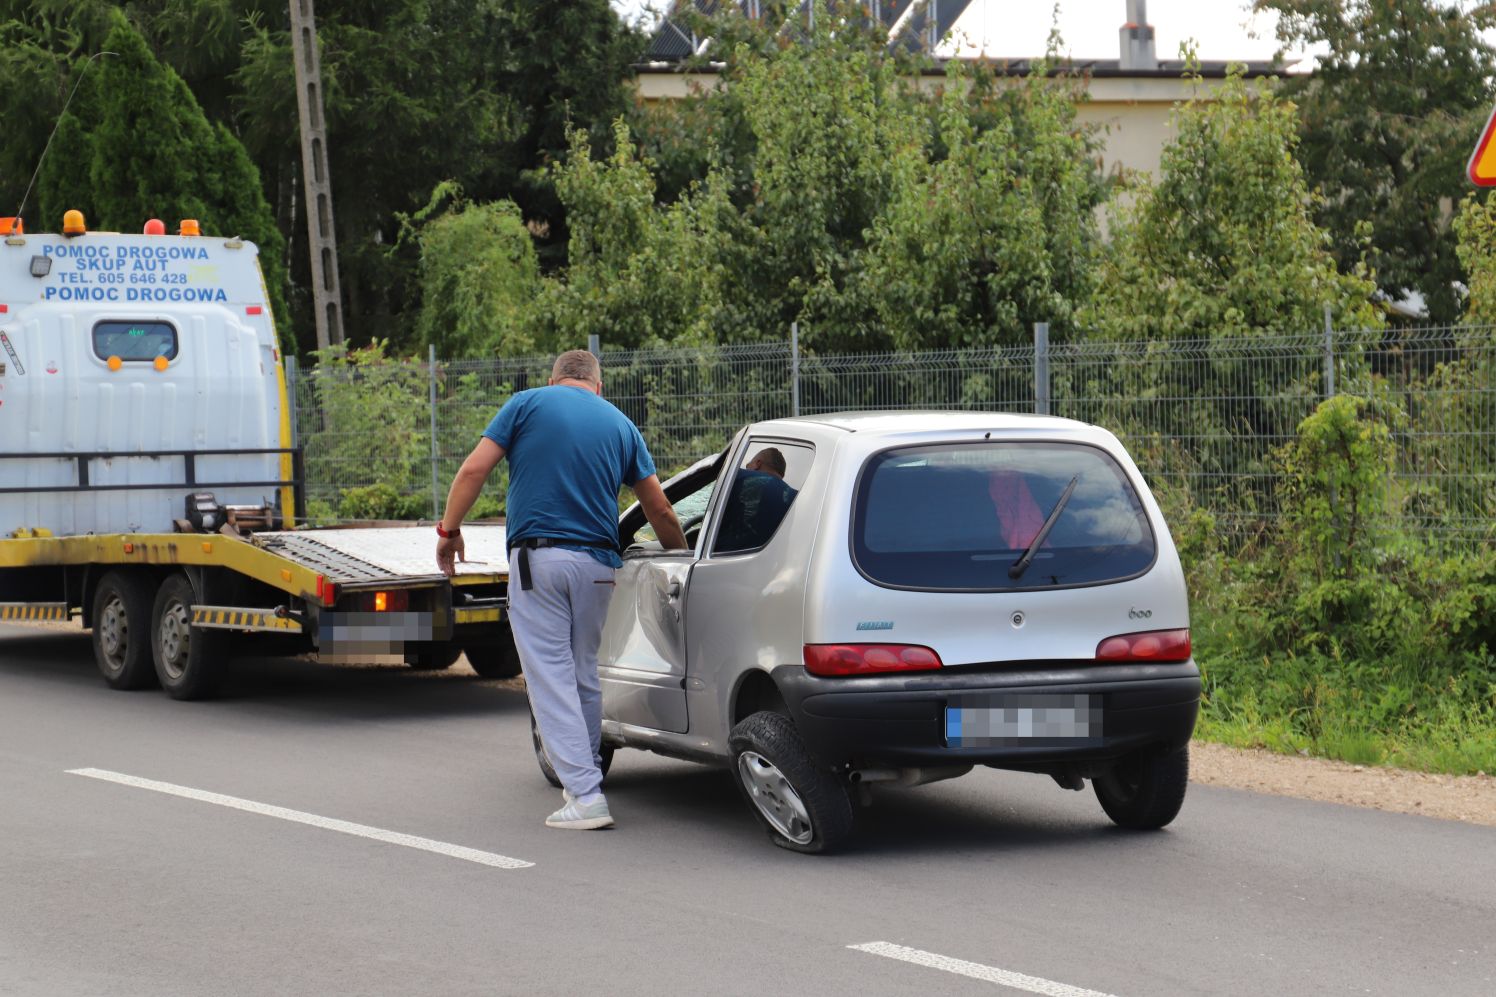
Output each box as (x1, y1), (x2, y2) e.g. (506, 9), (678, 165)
(945, 694), (1100, 747)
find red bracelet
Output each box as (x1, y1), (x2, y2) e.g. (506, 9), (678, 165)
(436, 523), (461, 539)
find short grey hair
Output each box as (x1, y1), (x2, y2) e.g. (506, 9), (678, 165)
(750, 447), (787, 477)
(552, 349), (601, 384)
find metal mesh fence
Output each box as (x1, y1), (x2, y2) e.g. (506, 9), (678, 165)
(286, 325), (1496, 542)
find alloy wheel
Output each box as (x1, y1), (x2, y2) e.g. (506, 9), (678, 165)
(737, 750), (814, 845)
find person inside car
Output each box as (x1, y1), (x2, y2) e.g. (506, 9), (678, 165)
(715, 447), (798, 553)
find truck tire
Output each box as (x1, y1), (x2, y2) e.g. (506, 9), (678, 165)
(465, 633), (522, 679)
(1094, 744), (1190, 830)
(405, 643), (462, 671)
(530, 708), (613, 789)
(151, 573), (223, 701)
(91, 571), (158, 690)
(728, 711), (855, 854)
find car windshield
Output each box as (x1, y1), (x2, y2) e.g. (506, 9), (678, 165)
(852, 441), (1156, 590)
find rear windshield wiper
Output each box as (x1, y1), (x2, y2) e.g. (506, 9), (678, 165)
(1008, 475), (1079, 580)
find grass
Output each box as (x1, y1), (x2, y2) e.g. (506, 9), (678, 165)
(1195, 657), (1496, 777)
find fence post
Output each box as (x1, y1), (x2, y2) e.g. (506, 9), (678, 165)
(284, 355), (301, 448)
(790, 321), (801, 418)
(1033, 322), (1050, 416)
(1321, 302), (1342, 571)
(428, 344), (440, 520)
(588, 333), (600, 360)
(1323, 303), (1335, 397)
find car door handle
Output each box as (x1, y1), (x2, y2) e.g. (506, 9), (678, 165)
(666, 580), (682, 600)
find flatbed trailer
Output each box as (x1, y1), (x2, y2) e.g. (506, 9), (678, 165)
(0, 219), (519, 698)
(0, 525), (518, 698)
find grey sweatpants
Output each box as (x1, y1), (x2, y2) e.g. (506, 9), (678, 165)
(507, 547), (616, 802)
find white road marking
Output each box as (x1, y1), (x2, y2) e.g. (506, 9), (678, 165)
(849, 942), (1119, 997)
(67, 768), (533, 870)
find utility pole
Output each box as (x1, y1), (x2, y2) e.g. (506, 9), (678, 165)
(289, 0), (345, 350)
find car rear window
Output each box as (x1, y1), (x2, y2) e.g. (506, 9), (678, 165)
(93, 320), (178, 362)
(852, 442), (1156, 590)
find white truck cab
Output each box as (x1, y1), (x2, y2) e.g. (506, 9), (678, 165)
(0, 225), (292, 534)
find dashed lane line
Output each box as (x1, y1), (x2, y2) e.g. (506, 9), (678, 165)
(66, 768), (533, 870)
(849, 942), (1120, 997)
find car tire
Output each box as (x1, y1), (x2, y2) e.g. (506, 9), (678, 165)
(405, 642), (462, 671)
(728, 711), (854, 854)
(530, 708), (613, 789)
(91, 571), (158, 690)
(150, 573), (224, 701)
(1094, 744), (1189, 830)
(465, 631), (522, 679)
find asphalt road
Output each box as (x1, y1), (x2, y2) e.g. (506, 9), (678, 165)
(1, 623), (1492, 997)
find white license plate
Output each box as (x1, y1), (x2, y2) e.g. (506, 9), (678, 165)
(945, 695), (1100, 747)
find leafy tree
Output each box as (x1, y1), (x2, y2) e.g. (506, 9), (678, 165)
(1078, 69), (1381, 526)
(35, 14), (289, 340)
(542, 122), (739, 350)
(1258, 0), (1496, 322)
(232, 0), (642, 352)
(851, 62), (1102, 350)
(583, 9), (1104, 353)
(1454, 192), (1496, 325)
(1082, 69), (1379, 339)
(403, 182), (545, 358)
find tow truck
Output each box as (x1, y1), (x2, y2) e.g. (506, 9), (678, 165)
(0, 214), (517, 698)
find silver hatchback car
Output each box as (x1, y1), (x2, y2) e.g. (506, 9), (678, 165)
(529, 412), (1200, 852)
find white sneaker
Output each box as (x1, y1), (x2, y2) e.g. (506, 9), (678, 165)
(546, 794), (614, 830)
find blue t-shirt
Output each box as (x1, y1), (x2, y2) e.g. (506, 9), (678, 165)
(483, 385), (656, 568)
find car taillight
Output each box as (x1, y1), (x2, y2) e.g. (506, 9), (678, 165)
(803, 643), (943, 677)
(1095, 628), (1191, 662)
(355, 590), (409, 612)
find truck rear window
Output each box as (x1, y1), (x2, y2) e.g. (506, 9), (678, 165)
(852, 442), (1156, 590)
(93, 321), (178, 362)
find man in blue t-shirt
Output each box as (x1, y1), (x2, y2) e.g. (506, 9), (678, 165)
(436, 350), (686, 831)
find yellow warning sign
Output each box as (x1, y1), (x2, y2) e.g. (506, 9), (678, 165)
(1469, 103), (1496, 187)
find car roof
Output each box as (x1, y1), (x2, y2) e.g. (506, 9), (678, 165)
(751, 410), (1095, 435)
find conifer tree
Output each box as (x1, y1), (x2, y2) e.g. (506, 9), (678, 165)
(37, 15), (288, 342)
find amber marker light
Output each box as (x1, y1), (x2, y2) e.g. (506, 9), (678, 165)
(106, 356), (122, 372)
(62, 210), (86, 237)
(178, 219), (201, 236)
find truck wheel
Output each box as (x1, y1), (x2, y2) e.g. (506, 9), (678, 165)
(465, 633), (522, 679)
(91, 571), (158, 690)
(1094, 744), (1190, 830)
(405, 643), (462, 671)
(728, 711), (854, 854)
(151, 574), (223, 701)
(530, 708), (613, 789)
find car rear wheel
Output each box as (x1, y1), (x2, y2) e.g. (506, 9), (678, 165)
(1094, 744), (1189, 829)
(151, 574), (223, 701)
(91, 571), (158, 690)
(530, 708), (613, 788)
(728, 711), (854, 854)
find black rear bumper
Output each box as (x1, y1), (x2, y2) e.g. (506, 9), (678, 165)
(773, 660), (1200, 774)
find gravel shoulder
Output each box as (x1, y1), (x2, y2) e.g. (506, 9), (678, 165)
(1189, 740), (1496, 828)
(11, 619), (1496, 828)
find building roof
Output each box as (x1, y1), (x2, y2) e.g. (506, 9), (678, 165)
(636, 56), (1289, 78)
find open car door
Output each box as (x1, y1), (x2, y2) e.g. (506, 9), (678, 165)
(598, 448), (731, 733)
